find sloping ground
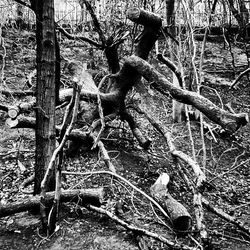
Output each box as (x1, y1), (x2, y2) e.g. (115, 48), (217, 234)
(0, 30), (250, 249)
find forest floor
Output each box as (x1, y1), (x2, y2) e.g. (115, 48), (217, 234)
(0, 29), (250, 250)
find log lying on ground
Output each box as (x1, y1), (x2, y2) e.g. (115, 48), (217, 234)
(1, 89), (35, 97)
(150, 173), (192, 232)
(0, 100), (36, 119)
(125, 55), (249, 134)
(136, 105), (208, 242)
(5, 115), (91, 142)
(6, 116), (36, 129)
(0, 188), (104, 218)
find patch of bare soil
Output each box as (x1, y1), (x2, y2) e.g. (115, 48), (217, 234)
(1, 30), (250, 250)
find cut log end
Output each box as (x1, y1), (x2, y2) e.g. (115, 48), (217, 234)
(126, 8), (162, 28)
(225, 112), (249, 133)
(141, 138), (152, 149)
(8, 107), (19, 119)
(5, 118), (18, 128)
(150, 174), (192, 232)
(243, 113), (249, 124)
(173, 216), (192, 232)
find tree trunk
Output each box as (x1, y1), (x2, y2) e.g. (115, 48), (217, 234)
(166, 0), (186, 122)
(34, 0), (56, 195)
(227, 0), (249, 38)
(16, 3), (24, 29)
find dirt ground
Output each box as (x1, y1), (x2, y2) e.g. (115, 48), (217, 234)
(0, 29), (250, 250)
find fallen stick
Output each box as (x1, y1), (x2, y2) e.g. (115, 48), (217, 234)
(87, 205), (197, 250)
(62, 170), (171, 221)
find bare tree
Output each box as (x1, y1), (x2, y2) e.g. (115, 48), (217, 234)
(165, 0), (186, 122)
(30, 0), (57, 195)
(227, 0), (249, 38)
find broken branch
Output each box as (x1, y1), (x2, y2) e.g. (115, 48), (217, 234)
(126, 55), (248, 133)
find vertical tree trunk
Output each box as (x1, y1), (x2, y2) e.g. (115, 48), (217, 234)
(228, 0), (249, 38)
(34, 0), (56, 195)
(55, 34), (61, 105)
(78, 0), (85, 25)
(16, 3), (24, 29)
(166, 0), (185, 122)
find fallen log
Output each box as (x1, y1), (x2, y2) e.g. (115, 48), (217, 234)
(0, 89), (35, 97)
(150, 173), (192, 232)
(5, 116), (36, 129)
(0, 188), (104, 218)
(125, 55), (249, 134)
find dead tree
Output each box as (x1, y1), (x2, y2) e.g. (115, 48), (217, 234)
(3, 7), (249, 146)
(1, 4), (250, 246)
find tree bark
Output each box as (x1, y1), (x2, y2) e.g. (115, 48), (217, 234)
(166, 0), (186, 122)
(109, 8), (162, 101)
(150, 174), (192, 232)
(34, 0), (56, 195)
(227, 0), (249, 38)
(125, 55), (248, 133)
(0, 188), (104, 218)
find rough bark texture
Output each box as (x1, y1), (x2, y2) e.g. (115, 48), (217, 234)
(108, 8), (162, 102)
(125, 55), (248, 133)
(34, 0), (56, 195)
(0, 188), (104, 218)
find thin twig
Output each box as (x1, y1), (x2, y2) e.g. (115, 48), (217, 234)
(209, 158), (250, 182)
(202, 198), (250, 236)
(13, 0), (32, 9)
(62, 170), (171, 222)
(56, 24), (103, 48)
(92, 74), (111, 149)
(87, 205), (196, 250)
(230, 67), (250, 89)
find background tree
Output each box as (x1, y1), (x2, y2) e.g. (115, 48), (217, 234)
(29, 0), (57, 195)
(227, 0), (249, 38)
(165, 0), (186, 122)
